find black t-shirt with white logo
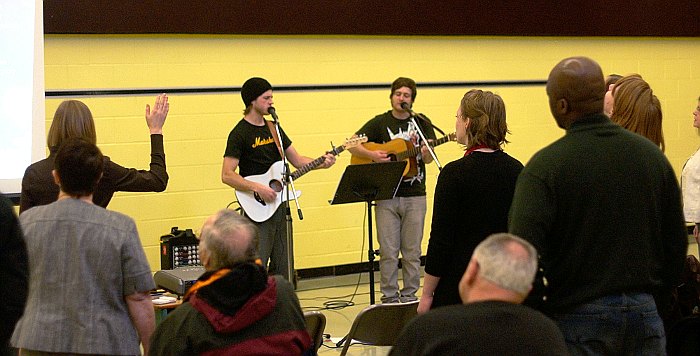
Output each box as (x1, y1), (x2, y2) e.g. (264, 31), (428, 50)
(355, 111), (437, 196)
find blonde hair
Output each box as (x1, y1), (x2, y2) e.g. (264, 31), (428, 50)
(46, 100), (97, 151)
(460, 89), (510, 150)
(610, 75), (664, 151)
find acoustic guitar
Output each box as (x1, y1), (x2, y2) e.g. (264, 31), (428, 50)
(350, 132), (456, 177)
(236, 136), (367, 222)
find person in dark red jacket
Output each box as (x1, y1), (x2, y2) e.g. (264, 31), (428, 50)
(149, 209), (312, 356)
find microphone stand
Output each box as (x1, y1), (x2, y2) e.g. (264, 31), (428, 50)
(271, 115), (301, 283)
(409, 116), (443, 171)
(413, 112), (447, 137)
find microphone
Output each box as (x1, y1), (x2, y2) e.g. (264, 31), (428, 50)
(268, 106), (279, 122)
(401, 102), (421, 118)
(401, 102), (426, 119)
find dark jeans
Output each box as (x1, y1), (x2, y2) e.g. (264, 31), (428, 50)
(552, 293), (666, 356)
(252, 204), (293, 279)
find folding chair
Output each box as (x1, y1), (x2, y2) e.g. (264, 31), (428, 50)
(339, 301), (418, 356)
(303, 310), (327, 353)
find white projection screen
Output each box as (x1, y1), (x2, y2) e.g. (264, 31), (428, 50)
(0, 0), (45, 196)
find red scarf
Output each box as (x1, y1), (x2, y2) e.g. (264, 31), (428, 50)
(464, 144), (491, 156)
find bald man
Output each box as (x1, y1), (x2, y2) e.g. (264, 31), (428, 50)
(509, 56), (687, 354)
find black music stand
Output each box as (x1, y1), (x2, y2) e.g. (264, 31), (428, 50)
(330, 161), (407, 305)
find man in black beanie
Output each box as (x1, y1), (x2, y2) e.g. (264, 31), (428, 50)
(221, 77), (335, 279)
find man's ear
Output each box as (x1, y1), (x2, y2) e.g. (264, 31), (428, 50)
(458, 258), (479, 303)
(556, 98), (569, 115)
(51, 170), (60, 187)
(464, 258), (479, 284)
(198, 243), (210, 270)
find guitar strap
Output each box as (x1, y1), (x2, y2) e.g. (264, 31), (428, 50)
(265, 120), (284, 159)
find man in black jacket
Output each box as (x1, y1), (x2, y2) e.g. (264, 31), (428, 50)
(0, 194), (27, 356)
(391, 233), (567, 355)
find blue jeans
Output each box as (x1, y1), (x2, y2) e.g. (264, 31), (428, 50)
(552, 293), (666, 356)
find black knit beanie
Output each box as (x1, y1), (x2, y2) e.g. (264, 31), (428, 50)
(241, 77), (272, 106)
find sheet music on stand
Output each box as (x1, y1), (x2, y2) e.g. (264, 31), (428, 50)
(330, 161), (406, 304)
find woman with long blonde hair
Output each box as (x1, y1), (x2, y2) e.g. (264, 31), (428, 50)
(607, 74), (664, 151)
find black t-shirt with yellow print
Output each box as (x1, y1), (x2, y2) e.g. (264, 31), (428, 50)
(224, 118), (292, 177)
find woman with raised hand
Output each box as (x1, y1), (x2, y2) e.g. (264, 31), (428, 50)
(20, 94), (170, 212)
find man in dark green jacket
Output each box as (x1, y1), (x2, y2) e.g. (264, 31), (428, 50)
(509, 56), (687, 355)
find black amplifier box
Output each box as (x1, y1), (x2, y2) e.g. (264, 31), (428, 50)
(160, 227), (201, 270)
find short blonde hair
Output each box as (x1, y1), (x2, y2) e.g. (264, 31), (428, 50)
(47, 100), (97, 151)
(460, 89), (510, 150)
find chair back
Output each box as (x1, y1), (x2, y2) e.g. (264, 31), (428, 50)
(339, 301), (418, 356)
(304, 311), (327, 353)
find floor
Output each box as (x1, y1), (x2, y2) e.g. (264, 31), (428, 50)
(296, 271), (417, 356)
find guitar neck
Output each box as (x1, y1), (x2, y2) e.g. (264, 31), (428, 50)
(290, 146), (345, 181)
(396, 133), (455, 161)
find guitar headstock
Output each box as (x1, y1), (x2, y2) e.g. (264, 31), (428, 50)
(327, 135), (368, 156)
(342, 134), (368, 149)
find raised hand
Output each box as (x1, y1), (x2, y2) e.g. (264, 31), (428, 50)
(145, 94), (169, 134)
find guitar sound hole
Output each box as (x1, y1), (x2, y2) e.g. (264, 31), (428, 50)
(388, 154), (397, 161)
(269, 180), (283, 193)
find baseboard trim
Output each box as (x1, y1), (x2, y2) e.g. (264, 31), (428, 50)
(297, 256), (426, 280)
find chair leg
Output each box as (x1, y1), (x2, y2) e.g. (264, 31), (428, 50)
(339, 337), (352, 356)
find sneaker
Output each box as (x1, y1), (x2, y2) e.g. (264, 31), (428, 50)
(399, 295), (418, 303)
(381, 295), (400, 304)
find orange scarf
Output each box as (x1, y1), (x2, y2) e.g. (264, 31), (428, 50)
(184, 268), (230, 301)
(183, 259), (263, 301)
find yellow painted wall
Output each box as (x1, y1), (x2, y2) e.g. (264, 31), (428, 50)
(43, 36), (700, 271)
